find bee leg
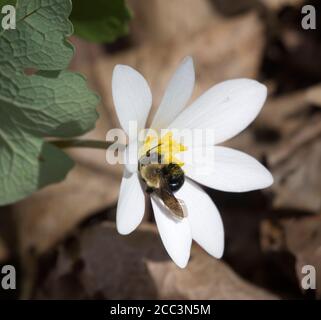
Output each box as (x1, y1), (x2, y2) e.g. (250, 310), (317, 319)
(145, 186), (154, 194)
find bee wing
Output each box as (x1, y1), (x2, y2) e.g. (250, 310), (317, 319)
(156, 179), (186, 220)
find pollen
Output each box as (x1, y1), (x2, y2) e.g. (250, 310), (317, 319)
(140, 131), (187, 166)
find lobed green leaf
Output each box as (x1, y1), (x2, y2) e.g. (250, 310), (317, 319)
(0, 0), (99, 205)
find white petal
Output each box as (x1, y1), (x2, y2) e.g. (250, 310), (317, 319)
(181, 146), (273, 192)
(176, 179), (224, 258)
(123, 139), (138, 173)
(151, 196), (192, 268)
(116, 170), (145, 235)
(151, 57), (195, 130)
(112, 65), (152, 135)
(169, 79), (267, 145)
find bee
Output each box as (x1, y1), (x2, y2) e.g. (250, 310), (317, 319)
(138, 148), (186, 219)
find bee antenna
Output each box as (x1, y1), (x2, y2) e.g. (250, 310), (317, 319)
(146, 143), (162, 156)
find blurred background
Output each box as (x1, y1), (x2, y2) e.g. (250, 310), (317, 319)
(1, 0), (321, 299)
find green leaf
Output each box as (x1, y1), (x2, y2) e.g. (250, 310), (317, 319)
(1, 0), (132, 43)
(0, 0), (16, 6)
(0, 0), (99, 205)
(70, 0), (132, 43)
(0, 128), (74, 205)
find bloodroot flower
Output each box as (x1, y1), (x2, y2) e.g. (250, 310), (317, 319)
(112, 56), (273, 268)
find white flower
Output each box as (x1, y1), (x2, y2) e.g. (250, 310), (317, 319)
(112, 56), (273, 268)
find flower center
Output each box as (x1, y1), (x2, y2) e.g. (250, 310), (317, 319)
(139, 131), (187, 166)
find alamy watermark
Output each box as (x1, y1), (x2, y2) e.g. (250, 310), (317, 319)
(301, 265), (316, 290)
(105, 121), (217, 175)
(1, 5), (16, 30)
(301, 5), (317, 30)
(1, 264), (16, 290)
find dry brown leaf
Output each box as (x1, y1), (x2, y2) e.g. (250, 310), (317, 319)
(261, 214), (321, 298)
(272, 138), (321, 212)
(306, 85), (321, 107)
(128, 0), (219, 44)
(260, 0), (304, 10)
(147, 250), (278, 300)
(212, 0), (258, 15)
(211, 0), (304, 15)
(13, 163), (122, 257)
(35, 222), (278, 299)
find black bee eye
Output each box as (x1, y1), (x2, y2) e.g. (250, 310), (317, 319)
(167, 163), (185, 192)
(168, 175), (185, 192)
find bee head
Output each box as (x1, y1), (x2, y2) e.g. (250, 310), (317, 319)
(162, 163), (185, 192)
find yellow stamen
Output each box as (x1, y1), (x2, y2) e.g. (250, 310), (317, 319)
(140, 131), (187, 166)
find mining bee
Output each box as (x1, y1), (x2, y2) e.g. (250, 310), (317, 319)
(138, 145), (186, 219)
